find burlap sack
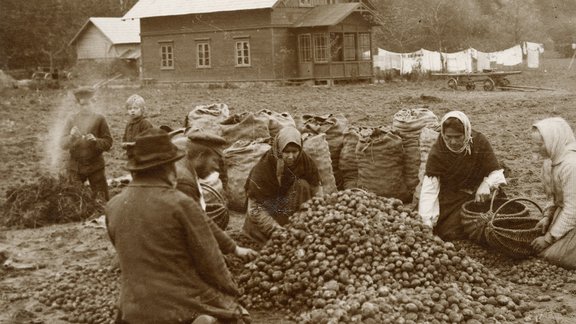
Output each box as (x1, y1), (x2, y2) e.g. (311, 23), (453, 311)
(185, 103), (230, 135)
(299, 113), (348, 190)
(339, 126), (362, 189)
(413, 127), (440, 202)
(302, 133), (337, 195)
(356, 127), (409, 202)
(392, 108), (439, 137)
(220, 112), (270, 145)
(224, 140), (271, 212)
(257, 109), (296, 138)
(392, 108), (440, 197)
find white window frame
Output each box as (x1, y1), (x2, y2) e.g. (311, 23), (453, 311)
(197, 42), (211, 68)
(359, 33), (371, 61)
(298, 34), (312, 63)
(160, 42), (174, 70)
(313, 33), (329, 63)
(235, 40), (251, 67)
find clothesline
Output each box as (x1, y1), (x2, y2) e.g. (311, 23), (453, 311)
(372, 42), (544, 74)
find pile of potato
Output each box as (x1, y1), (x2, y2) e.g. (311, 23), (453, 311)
(456, 240), (576, 292)
(238, 189), (536, 323)
(35, 265), (119, 324)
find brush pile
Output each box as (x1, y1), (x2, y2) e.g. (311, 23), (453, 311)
(2, 174), (101, 228)
(237, 189), (536, 323)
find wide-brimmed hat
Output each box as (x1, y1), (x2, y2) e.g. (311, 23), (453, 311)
(126, 128), (185, 171)
(73, 86), (96, 101)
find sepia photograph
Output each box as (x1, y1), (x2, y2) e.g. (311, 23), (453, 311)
(1, 0), (576, 323)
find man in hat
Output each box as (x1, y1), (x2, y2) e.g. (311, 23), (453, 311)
(173, 131), (257, 260)
(60, 86), (112, 201)
(106, 128), (250, 324)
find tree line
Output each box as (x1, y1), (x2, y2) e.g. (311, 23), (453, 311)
(0, 0), (574, 71)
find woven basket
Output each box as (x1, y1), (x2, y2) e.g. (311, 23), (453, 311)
(461, 194), (529, 244)
(484, 198), (543, 259)
(201, 183), (229, 230)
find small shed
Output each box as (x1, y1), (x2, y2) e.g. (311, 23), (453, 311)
(123, 0), (381, 84)
(69, 17), (141, 61)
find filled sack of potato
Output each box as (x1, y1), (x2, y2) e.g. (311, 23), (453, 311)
(298, 113), (348, 190)
(302, 133), (337, 195)
(392, 108), (440, 196)
(356, 127), (409, 202)
(185, 103), (229, 135)
(224, 139), (271, 212)
(257, 109), (296, 138)
(220, 112), (270, 145)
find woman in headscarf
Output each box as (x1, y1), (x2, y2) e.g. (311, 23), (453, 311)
(243, 127), (322, 243)
(531, 117), (576, 269)
(419, 111), (507, 240)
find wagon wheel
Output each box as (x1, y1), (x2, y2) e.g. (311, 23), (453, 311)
(447, 78), (458, 90)
(465, 83), (476, 91)
(483, 78), (495, 91)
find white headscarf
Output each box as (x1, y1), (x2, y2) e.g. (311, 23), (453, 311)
(440, 111), (473, 155)
(533, 117), (576, 198)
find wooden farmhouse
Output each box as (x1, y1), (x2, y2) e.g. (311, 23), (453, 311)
(123, 0), (380, 84)
(69, 18), (141, 62)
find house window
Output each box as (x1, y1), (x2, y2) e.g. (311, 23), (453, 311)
(160, 42), (174, 69)
(313, 33), (329, 63)
(298, 34), (312, 63)
(359, 33), (371, 60)
(235, 40), (251, 66)
(197, 43), (211, 68)
(343, 33), (356, 61)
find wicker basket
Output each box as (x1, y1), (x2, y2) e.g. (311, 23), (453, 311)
(461, 194), (529, 244)
(484, 198), (543, 259)
(201, 183), (229, 230)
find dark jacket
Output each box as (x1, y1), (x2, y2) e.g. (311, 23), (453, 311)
(61, 110), (112, 175)
(122, 116), (153, 143)
(106, 176), (242, 324)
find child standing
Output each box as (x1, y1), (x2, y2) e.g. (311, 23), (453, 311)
(122, 94), (153, 146)
(60, 87), (113, 201)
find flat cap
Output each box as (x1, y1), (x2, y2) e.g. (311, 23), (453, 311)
(73, 86), (96, 100)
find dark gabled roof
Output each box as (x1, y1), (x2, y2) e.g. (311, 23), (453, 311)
(292, 3), (379, 28)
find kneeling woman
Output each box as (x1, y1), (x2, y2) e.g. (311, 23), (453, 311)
(243, 127), (322, 243)
(419, 111), (507, 240)
(531, 117), (576, 269)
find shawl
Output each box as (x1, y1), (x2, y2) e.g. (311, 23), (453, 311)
(533, 117), (576, 197)
(246, 127), (319, 205)
(426, 114), (500, 192)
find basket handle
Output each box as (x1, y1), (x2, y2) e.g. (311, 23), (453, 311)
(488, 188), (500, 213)
(491, 198), (544, 222)
(200, 182), (226, 206)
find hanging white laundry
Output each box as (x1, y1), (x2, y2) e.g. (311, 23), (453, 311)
(524, 42), (544, 68)
(421, 49), (443, 72)
(442, 50), (472, 73)
(475, 50), (491, 72)
(373, 48), (403, 71)
(401, 56), (415, 75)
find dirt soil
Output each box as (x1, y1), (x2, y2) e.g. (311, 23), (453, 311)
(1, 58), (576, 323)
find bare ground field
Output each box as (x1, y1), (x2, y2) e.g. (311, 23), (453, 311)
(1, 58), (576, 323)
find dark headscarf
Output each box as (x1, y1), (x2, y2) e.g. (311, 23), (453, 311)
(425, 111), (501, 192)
(246, 127), (319, 205)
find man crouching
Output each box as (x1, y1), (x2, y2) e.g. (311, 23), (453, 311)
(106, 128), (250, 324)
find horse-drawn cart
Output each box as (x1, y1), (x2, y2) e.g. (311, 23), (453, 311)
(432, 70), (522, 91)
